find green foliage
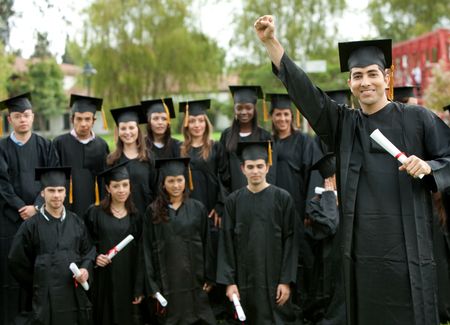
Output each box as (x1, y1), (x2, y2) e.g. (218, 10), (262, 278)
(81, 0), (225, 110)
(0, 0), (14, 45)
(368, 0), (450, 41)
(0, 43), (11, 99)
(31, 32), (53, 58)
(422, 60), (450, 111)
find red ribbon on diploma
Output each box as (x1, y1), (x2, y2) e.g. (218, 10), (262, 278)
(395, 152), (405, 159)
(108, 247), (118, 256)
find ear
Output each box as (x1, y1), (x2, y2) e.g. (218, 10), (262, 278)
(41, 190), (44, 198)
(240, 163), (246, 174)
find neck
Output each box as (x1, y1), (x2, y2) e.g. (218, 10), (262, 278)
(123, 142), (139, 158)
(247, 181), (269, 193)
(239, 122), (252, 133)
(154, 133), (165, 143)
(360, 98), (390, 115)
(76, 130), (92, 140)
(191, 135), (204, 147)
(45, 205), (63, 219)
(170, 195), (183, 208)
(110, 200), (125, 211)
(278, 128), (291, 139)
(14, 131), (32, 143)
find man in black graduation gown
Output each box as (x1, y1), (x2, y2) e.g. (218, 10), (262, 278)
(255, 15), (450, 325)
(217, 141), (300, 325)
(8, 167), (95, 325)
(0, 93), (59, 324)
(53, 94), (109, 217)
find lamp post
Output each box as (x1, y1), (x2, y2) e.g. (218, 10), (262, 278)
(83, 62), (97, 96)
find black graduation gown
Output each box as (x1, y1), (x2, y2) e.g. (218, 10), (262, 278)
(53, 133), (109, 216)
(147, 137), (180, 160)
(84, 206), (144, 325)
(0, 133), (59, 324)
(274, 52), (450, 325)
(8, 209), (95, 325)
(217, 185), (300, 325)
(114, 154), (158, 215)
(142, 199), (216, 325)
(219, 127), (275, 192)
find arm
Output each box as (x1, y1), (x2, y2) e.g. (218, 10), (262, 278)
(199, 202), (216, 283)
(8, 221), (35, 288)
(279, 193), (299, 285)
(141, 207), (161, 296)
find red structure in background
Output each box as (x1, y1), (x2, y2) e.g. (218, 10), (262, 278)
(392, 28), (450, 98)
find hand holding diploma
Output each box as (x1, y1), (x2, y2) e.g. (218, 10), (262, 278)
(232, 293), (246, 321)
(69, 263), (89, 291)
(370, 129), (431, 179)
(107, 234), (134, 259)
(154, 292), (168, 307)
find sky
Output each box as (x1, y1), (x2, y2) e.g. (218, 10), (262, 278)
(8, 0), (374, 63)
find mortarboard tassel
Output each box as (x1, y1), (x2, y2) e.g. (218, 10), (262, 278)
(0, 113), (3, 137)
(388, 64), (395, 101)
(101, 109), (108, 130)
(161, 98), (171, 125)
(95, 177), (100, 206)
(69, 176), (73, 204)
(188, 165), (194, 191)
(268, 140), (272, 166)
(184, 103), (189, 128)
(296, 109), (301, 129)
(263, 96), (269, 122)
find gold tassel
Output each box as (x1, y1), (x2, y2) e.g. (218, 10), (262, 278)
(296, 109), (301, 129)
(263, 96), (268, 122)
(268, 141), (272, 166)
(161, 98), (171, 125)
(101, 109), (108, 130)
(0, 113), (3, 137)
(184, 103), (189, 128)
(95, 177), (100, 206)
(388, 64), (395, 101)
(188, 166), (194, 191)
(69, 176), (73, 204)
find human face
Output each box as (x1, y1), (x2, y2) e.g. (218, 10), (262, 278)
(72, 112), (95, 139)
(234, 103), (255, 124)
(348, 64), (389, 110)
(8, 109), (34, 134)
(164, 175), (185, 199)
(41, 186), (66, 211)
(271, 108), (292, 134)
(106, 179), (130, 204)
(241, 159), (269, 187)
(118, 121), (139, 145)
(149, 112), (168, 136)
(188, 115), (206, 138)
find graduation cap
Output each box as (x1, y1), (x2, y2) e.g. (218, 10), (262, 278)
(35, 166), (71, 188)
(0, 92), (33, 113)
(236, 140), (273, 166)
(311, 153), (336, 179)
(325, 89), (351, 105)
(155, 157), (193, 191)
(141, 98), (175, 125)
(393, 86), (417, 102)
(97, 161), (130, 185)
(179, 99), (211, 127)
(266, 93), (301, 128)
(443, 104), (450, 112)
(229, 85), (270, 121)
(69, 94), (108, 130)
(110, 105), (147, 126)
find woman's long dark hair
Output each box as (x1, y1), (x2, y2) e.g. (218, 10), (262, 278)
(100, 181), (137, 216)
(145, 113), (174, 158)
(150, 180), (188, 224)
(225, 104), (260, 152)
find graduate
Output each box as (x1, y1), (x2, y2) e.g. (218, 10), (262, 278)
(0, 92), (59, 323)
(141, 98), (180, 160)
(255, 15), (450, 324)
(217, 141), (300, 325)
(8, 167), (95, 325)
(219, 85), (274, 192)
(53, 94), (110, 216)
(107, 105), (158, 214)
(142, 157), (217, 325)
(179, 99), (230, 318)
(84, 162), (144, 325)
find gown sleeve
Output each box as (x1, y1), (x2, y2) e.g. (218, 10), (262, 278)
(142, 207), (161, 296)
(8, 220), (35, 288)
(279, 192), (299, 285)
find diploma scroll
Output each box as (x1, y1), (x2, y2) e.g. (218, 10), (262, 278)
(370, 129), (424, 179)
(107, 234), (134, 259)
(314, 186), (337, 196)
(155, 292), (168, 307)
(232, 293), (246, 321)
(69, 262), (89, 291)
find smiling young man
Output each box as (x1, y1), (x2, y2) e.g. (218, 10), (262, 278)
(53, 94), (109, 216)
(217, 141), (300, 325)
(254, 15), (450, 325)
(0, 92), (59, 323)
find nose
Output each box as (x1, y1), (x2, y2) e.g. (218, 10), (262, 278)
(360, 74), (371, 87)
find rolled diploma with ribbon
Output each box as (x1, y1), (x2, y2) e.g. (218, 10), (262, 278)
(370, 129), (424, 179)
(232, 293), (246, 321)
(155, 292), (168, 307)
(315, 186), (337, 196)
(69, 262), (89, 291)
(107, 234), (134, 259)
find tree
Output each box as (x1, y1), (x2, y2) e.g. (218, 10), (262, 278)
(368, 0), (450, 41)
(81, 0), (225, 109)
(0, 0), (14, 45)
(31, 32), (53, 58)
(0, 43), (12, 99)
(422, 60), (450, 111)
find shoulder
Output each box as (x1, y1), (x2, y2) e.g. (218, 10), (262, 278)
(186, 198), (207, 211)
(33, 133), (51, 144)
(53, 133), (71, 143)
(258, 127), (271, 139)
(93, 136), (109, 147)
